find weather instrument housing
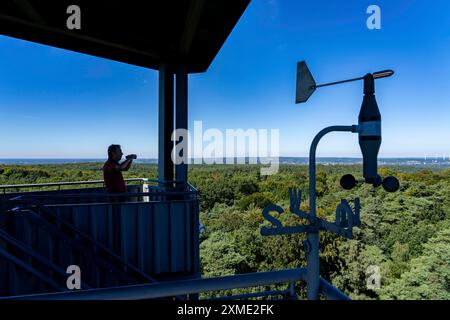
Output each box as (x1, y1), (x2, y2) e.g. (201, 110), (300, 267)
(296, 60), (398, 191)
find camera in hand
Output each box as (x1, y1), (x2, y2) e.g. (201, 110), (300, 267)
(126, 154), (137, 160)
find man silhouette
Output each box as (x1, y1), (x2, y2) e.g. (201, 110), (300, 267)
(103, 144), (136, 193)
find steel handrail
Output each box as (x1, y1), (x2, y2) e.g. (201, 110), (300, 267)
(0, 178), (198, 193)
(0, 178), (146, 190)
(9, 190), (199, 204)
(2, 268), (308, 300)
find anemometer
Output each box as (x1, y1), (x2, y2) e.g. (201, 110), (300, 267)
(260, 61), (400, 300)
(296, 61), (399, 192)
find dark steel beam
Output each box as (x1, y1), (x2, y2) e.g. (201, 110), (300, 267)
(319, 277), (351, 300)
(158, 64), (174, 184)
(0, 13), (159, 59)
(175, 67), (188, 183)
(179, 0), (206, 56)
(13, 0), (47, 25)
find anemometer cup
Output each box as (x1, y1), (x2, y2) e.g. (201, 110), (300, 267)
(382, 176), (400, 193)
(340, 173), (399, 192)
(340, 174), (357, 190)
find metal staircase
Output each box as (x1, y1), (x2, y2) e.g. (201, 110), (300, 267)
(0, 196), (157, 296)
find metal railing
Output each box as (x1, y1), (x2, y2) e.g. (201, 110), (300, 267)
(0, 179), (201, 296)
(0, 179), (199, 207)
(0, 178), (198, 194)
(0, 178), (141, 193)
(0, 179), (350, 300)
(2, 268), (307, 300)
(8, 189), (199, 206)
(6, 197), (159, 283)
(1, 268), (350, 300)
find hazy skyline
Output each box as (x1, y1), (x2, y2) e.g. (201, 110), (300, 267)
(1, 0), (449, 158)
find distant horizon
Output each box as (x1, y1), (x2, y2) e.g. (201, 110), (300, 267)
(0, 156), (447, 160)
(0, 156), (445, 160)
(1, 157), (448, 169)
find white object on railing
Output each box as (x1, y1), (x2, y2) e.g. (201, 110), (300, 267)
(141, 178), (150, 202)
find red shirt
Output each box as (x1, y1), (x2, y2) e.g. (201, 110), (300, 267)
(103, 159), (126, 193)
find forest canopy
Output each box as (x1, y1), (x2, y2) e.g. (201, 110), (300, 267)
(0, 163), (449, 299)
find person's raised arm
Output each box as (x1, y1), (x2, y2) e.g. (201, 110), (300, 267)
(120, 154), (137, 171)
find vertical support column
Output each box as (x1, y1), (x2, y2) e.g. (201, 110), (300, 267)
(307, 125), (358, 300)
(175, 67), (188, 185)
(158, 64), (174, 186)
(307, 142), (320, 300)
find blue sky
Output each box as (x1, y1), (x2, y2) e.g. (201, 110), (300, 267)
(0, 0), (449, 158)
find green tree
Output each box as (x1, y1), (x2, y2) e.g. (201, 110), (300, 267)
(380, 227), (450, 300)
(200, 231), (249, 277)
(331, 240), (386, 300)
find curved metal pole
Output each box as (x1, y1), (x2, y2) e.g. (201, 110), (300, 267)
(307, 125), (358, 300)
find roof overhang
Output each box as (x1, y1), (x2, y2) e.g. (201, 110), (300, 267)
(0, 0), (250, 73)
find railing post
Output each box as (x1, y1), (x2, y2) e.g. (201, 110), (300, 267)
(289, 281), (297, 300)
